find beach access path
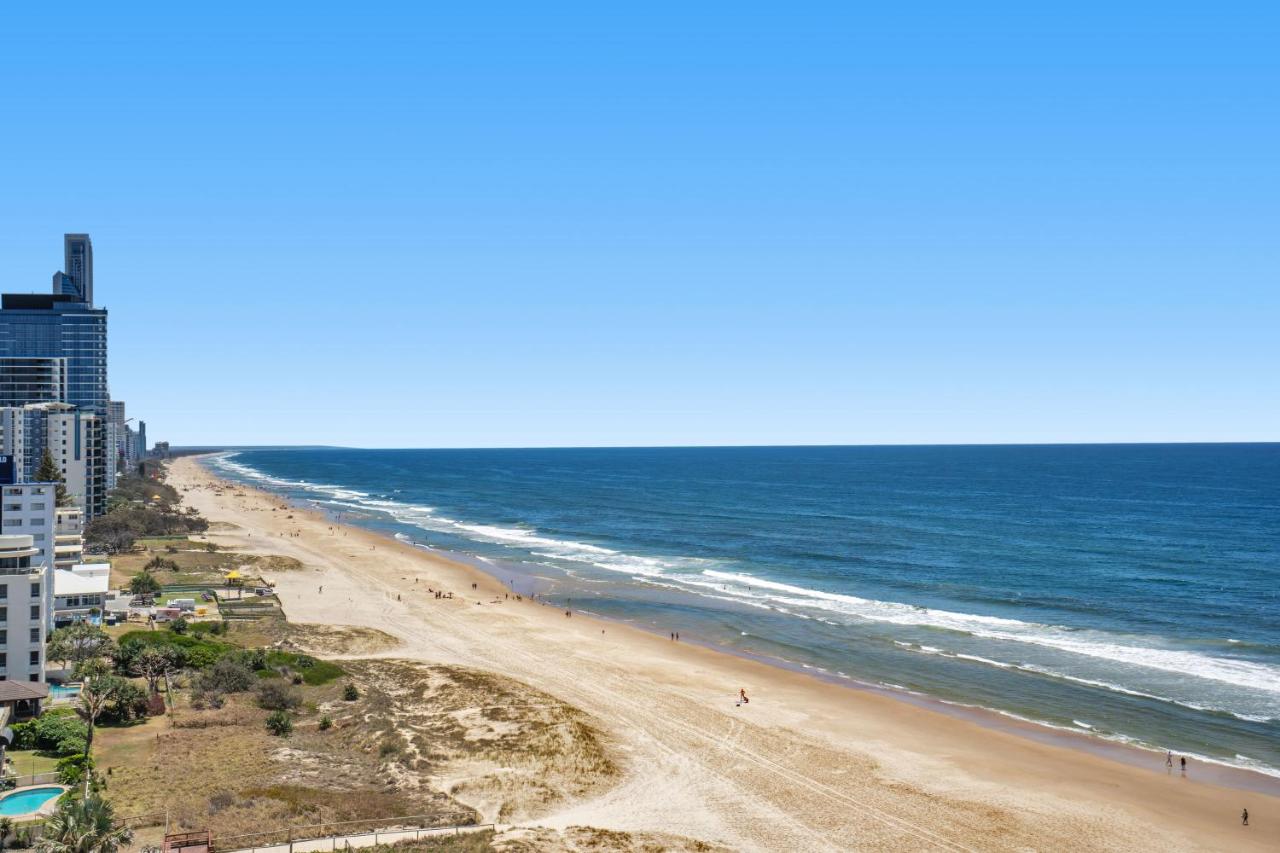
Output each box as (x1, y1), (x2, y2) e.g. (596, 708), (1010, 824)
(171, 456), (1279, 852)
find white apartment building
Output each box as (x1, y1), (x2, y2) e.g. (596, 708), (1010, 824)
(53, 506), (84, 569)
(1, 483), (57, 567)
(0, 534), (51, 683)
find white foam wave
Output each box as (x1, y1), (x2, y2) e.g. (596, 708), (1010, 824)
(698, 570), (1280, 696)
(207, 452), (1280, 714)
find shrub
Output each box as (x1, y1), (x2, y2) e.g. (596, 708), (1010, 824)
(56, 754), (93, 785)
(262, 651), (343, 685)
(318, 715), (332, 731)
(169, 617), (189, 635)
(99, 680), (149, 725)
(255, 681), (302, 711)
(11, 712), (88, 756)
(116, 631), (232, 670)
(342, 684), (360, 701)
(128, 571), (161, 596)
(265, 711), (293, 736)
(195, 656), (257, 695)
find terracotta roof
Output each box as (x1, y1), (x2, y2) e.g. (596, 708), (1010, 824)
(0, 681), (50, 703)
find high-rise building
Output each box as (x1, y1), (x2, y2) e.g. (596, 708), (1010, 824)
(0, 403), (106, 518)
(136, 419), (147, 458)
(59, 234), (93, 306)
(0, 295), (107, 416)
(0, 357), (67, 407)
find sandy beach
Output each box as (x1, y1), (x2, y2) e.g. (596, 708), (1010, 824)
(170, 455), (1277, 852)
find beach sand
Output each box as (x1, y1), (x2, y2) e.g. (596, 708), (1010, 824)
(170, 456), (1278, 852)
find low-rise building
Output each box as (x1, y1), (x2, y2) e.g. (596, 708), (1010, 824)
(51, 563), (109, 629)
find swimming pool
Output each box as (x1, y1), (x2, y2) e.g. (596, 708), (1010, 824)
(49, 683), (82, 701)
(0, 786), (65, 816)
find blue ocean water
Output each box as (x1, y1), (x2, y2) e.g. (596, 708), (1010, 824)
(208, 444), (1280, 776)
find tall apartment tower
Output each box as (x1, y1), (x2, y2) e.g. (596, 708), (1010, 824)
(59, 234), (93, 305)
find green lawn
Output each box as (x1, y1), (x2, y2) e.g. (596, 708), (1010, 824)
(5, 749), (59, 777)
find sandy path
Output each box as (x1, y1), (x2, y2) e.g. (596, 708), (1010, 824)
(171, 456), (1277, 852)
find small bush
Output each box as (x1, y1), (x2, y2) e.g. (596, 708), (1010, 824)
(255, 681), (302, 712)
(195, 656), (257, 695)
(169, 617), (190, 635)
(56, 754), (93, 785)
(343, 684), (360, 701)
(318, 715), (333, 731)
(266, 711), (293, 736)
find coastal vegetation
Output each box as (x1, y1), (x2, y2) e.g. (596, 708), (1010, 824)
(85, 469), (209, 555)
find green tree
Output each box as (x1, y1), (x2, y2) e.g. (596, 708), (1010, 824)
(75, 664), (131, 788)
(130, 646), (181, 695)
(127, 572), (160, 596)
(47, 624), (115, 676)
(0, 816), (13, 851)
(35, 448), (72, 508)
(34, 793), (133, 853)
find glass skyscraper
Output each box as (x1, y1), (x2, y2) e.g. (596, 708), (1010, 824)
(0, 295), (108, 415)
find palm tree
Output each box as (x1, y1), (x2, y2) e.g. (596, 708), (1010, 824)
(34, 794), (132, 853)
(0, 817), (13, 851)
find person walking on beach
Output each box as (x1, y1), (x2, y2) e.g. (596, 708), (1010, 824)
(1180, 756), (1187, 774)
(1166, 751), (1173, 769)
(1241, 807), (1248, 826)
(739, 688), (749, 704)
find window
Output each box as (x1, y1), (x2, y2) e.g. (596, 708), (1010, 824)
(0, 606), (6, 622)
(28, 650), (38, 666)
(28, 674), (37, 682)
(0, 583), (6, 600)
(0, 652), (6, 666)
(30, 583), (39, 597)
(29, 605), (38, 620)
(28, 627), (38, 643)
(0, 629), (6, 644)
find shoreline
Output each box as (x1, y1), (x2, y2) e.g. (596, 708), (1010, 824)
(175, 454), (1279, 851)
(206, 453), (1280, 797)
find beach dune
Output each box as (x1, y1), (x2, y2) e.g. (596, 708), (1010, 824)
(171, 456), (1277, 852)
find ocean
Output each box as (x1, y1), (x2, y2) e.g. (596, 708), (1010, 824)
(206, 444), (1280, 778)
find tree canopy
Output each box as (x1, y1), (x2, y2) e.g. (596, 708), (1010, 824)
(35, 447), (72, 507)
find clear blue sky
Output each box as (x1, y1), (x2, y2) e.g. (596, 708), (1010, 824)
(1, 3), (1276, 447)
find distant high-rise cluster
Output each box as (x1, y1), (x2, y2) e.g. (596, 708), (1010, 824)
(0, 234), (134, 683)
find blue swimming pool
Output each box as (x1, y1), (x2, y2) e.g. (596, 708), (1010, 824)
(49, 684), (82, 700)
(0, 786), (65, 815)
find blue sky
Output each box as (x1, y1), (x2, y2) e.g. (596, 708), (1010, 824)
(1, 3), (1276, 447)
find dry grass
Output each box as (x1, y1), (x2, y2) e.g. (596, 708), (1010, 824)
(332, 661), (619, 824)
(98, 658), (618, 841)
(109, 547), (303, 590)
(491, 827), (731, 852)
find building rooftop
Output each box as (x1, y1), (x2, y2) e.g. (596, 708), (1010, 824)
(54, 565), (110, 596)
(0, 680), (49, 703)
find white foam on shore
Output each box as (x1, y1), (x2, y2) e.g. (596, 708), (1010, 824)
(697, 569), (1280, 698)
(208, 451), (1280, 720)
